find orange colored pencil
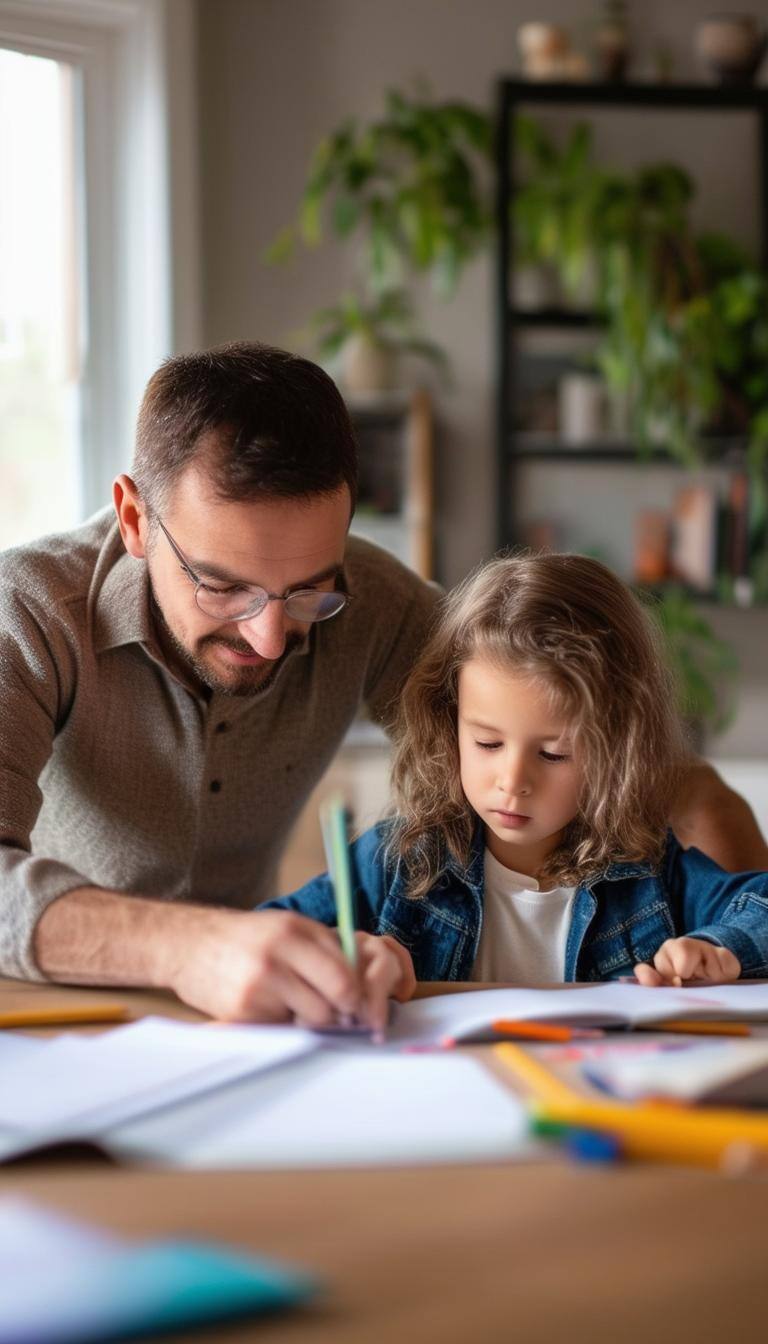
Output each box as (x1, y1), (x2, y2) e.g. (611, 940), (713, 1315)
(491, 1020), (603, 1043)
(634, 1019), (751, 1038)
(0, 1004), (129, 1029)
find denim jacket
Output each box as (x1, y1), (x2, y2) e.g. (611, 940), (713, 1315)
(264, 822), (768, 981)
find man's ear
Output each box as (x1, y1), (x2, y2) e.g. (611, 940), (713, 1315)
(113, 475), (148, 559)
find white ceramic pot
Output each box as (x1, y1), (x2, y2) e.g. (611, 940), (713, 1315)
(342, 333), (398, 394)
(558, 373), (605, 445)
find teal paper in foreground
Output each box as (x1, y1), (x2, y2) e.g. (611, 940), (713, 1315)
(320, 793), (357, 966)
(0, 1197), (318, 1344)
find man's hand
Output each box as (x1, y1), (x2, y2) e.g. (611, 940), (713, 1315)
(169, 912), (416, 1028)
(166, 907), (370, 1024)
(354, 932), (416, 1033)
(34, 888), (416, 1028)
(634, 936), (741, 987)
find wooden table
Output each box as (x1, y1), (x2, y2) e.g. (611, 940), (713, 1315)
(2, 978), (766, 1343)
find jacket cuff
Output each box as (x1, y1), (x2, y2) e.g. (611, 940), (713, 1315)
(687, 924), (767, 977)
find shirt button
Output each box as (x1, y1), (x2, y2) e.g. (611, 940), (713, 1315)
(215, 721), (228, 734)
(210, 779), (222, 793)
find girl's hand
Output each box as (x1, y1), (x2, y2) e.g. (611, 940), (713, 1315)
(355, 932), (416, 1033)
(634, 936), (741, 987)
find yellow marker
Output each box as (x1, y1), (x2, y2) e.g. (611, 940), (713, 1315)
(495, 1041), (768, 1169)
(0, 1004), (129, 1028)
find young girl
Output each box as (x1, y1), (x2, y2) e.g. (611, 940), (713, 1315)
(265, 553), (768, 1021)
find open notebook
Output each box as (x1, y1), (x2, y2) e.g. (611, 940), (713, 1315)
(388, 982), (768, 1045)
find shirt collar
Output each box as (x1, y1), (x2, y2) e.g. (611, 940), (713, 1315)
(92, 546), (155, 655)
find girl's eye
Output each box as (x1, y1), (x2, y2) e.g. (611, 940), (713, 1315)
(540, 750), (570, 763)
(476, 740), (502, 751)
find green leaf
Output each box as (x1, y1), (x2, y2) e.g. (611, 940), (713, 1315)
(332, 195), (360, 237)
(262, 225), (296, 266)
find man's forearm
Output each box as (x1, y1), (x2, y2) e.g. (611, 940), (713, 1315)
(671, 761), (768, 872)
(32, 885), (364, 1025)
(32, 887), (199, 989)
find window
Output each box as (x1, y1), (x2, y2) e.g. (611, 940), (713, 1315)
(0, 0), (200, 548)
(0, 47), (82, 545)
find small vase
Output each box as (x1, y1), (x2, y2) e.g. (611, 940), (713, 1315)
(595, 2), (630, 82)
(341, 333), (398, 395)
(558, 373), (605, 445)
(696, 15), (767, 85)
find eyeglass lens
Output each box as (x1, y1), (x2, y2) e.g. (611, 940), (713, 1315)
(194, 587), (347, 623)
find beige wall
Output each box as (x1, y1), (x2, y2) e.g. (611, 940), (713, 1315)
(196, 0), (768, 754)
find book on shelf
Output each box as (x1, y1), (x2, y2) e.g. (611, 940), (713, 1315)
(671, 483), (718, 592)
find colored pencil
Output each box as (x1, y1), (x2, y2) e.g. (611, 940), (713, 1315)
(634, 1020), (751, 1038)
(319, 793), (357, 967)
(494, 1041), (768, 1169)
(0, 1004), (129, 1028)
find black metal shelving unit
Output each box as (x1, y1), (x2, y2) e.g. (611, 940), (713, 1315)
(495, 80), (768, 554)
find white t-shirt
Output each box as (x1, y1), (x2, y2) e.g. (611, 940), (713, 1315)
(470, 847), (576, 985)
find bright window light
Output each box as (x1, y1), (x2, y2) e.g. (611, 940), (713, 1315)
(0, 46), (83, 549)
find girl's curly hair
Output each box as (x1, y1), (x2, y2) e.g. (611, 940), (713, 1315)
(389, 552), (686, 896)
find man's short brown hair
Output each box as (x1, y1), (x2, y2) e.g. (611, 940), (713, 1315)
(132, 341), (358, 512)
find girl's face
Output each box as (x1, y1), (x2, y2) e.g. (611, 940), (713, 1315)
(457, 656), (583, 879)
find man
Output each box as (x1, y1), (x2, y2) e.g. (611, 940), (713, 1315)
(0, 343), (764, 1024)
(1, 343), (431, 1025)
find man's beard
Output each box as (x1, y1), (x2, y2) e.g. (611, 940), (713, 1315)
(150, 590), (303, 697)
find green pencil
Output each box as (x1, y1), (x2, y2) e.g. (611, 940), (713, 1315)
(319, 793), (357, 967)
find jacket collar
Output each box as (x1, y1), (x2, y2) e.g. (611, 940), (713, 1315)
(443, 820), (486, 895)
(581, 856), (657, 890)
(442, 815), (658, 896)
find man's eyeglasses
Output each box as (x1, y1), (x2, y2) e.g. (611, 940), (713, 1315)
(155, 517), (350, 624)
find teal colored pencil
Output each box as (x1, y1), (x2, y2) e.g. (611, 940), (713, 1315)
(319, 794), (357, 967)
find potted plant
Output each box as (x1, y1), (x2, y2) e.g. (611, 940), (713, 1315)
(645, 586), (739, 747)
(266, 87), (494, 377)
(514, 115), (768, 596)
(513, 114), (604, 306)
(307, 288), (449, 395)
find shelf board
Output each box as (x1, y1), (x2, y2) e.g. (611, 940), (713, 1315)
(500, 79), (768, 111)
(509, 307), (603, 328)
(510, 435), (751, 465)
(514, 443), (662, 463)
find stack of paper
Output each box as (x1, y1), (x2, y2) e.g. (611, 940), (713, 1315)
(0, 1017), (318, 1145)
(109, 1050), (531, 1169)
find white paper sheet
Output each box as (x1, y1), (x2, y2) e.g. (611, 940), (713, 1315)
(0, 1017), (318, 1138)
(113, 1049), (532, 1168)
(388, 981), (768, 1045)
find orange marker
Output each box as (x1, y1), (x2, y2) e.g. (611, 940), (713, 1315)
(491, 1020), (604, 1043)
